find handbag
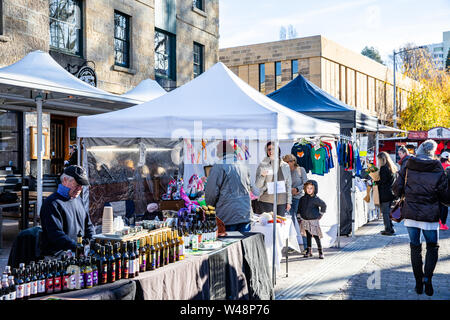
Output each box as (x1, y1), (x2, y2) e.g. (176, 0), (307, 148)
(390, 169), (408, 223)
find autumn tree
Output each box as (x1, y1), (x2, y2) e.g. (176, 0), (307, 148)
(361, 46), (384, 65)
(397, 44), (450, 130)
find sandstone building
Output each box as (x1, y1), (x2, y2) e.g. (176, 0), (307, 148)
(0, 0), (219, 177)
(219, 35), (417, 124)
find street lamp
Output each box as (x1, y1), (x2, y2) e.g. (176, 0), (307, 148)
(392, 46), (425, 128)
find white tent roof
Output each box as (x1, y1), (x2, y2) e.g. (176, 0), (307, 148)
(120, 79), (166, 102)
(0, 50), (141, 115)
(78, 62), (339, 139)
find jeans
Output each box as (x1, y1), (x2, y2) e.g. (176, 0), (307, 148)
(225, 222), (251, 233)
(305, 230), (322, 250)
(380, 201), (394, 233)
(290, 198), (307, 250)
(407, 227), (438, 246)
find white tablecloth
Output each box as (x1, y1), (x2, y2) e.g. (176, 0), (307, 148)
(250, 216), (301, 272)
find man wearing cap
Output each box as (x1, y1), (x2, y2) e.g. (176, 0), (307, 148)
(40, 165), (95, 256)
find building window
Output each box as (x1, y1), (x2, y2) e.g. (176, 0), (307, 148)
(49, 0), (82, 56)
(193, 42), (204, 78)
(0, 111), (20, 173)
(154, 29), (176, 81)
(291, 60), (298, 80)
(259, 63), (265, 94)
(114, 11), (130, 68)
(193, 0), (204, 11)
(275, 61), (282, 90)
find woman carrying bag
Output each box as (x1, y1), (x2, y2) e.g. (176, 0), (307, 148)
(393, 140), (448, 296)
(377, 152), (398, 236)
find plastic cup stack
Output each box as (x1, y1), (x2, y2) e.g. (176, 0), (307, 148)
(102, 206), (114, 234)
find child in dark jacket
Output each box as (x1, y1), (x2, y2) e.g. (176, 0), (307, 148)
(298, 180), (327, 259)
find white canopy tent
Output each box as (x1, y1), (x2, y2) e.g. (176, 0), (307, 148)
(0, 50), (141, 213)
(78, 62), (340, 287)
(120, 79), (167, 103)
(78, 62), (339, 139)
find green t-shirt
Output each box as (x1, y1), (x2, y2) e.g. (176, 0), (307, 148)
(311, 147), (326, 175)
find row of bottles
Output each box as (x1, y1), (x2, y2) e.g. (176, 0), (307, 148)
(178, 206), (218, 251)
(1, 230), (186, 300)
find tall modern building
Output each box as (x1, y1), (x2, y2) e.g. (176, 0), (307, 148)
(425, 31), (450, 70)
(0, 0), (219, 177)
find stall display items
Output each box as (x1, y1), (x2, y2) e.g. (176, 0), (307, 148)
(291, 139), (334, 175)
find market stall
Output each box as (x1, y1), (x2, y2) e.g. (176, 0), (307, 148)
(120, 79), (167, 103)
(0, 50), (142, 216)
(268, 74), (380, 241)
(77, 62), (340, 289)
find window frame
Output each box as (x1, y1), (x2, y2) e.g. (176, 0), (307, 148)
(114, 10), (131, 68)
(259, 63), (265, 94)
(193, 42), (204, 78)
(291, 59), (299, 80)
(49, 0), (83, 57)
(275, 61), (282, 90)
(193, 0), (205, 11)
(154, 28), (176, 81)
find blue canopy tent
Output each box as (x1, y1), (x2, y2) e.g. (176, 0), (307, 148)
(268, 75), (380, 241)
(267, 74), (379, 132)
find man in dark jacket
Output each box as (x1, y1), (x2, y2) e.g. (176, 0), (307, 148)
(393, 140), (448, 296)
(40, 165), (95, 256)
(205, 141), (252, 233)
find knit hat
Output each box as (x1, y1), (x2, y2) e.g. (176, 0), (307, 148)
(416, 139), (437, 157)
(147, 203), (159, 213)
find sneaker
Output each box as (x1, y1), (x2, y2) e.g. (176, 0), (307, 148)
(381, 231), (394, 236)
(439, 221), (449, 230)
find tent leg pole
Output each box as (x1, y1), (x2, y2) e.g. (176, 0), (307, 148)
(272, 140), (279, 288)
(337, 151), (341, 248)
(351, 128), (357, 238)
(36, 93), (43, 217)
(77, 137), (81, 166)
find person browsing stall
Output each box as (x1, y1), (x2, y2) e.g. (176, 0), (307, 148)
(298, 180), (326, 259)
(205, 141), (253, 233)
(397, 146), (411, 172)
(40, 165), (95, 256)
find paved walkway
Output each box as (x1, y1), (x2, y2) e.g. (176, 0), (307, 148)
(274, 218), (450, 300)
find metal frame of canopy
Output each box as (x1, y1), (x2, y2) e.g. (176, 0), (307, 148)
(0, 51), (140, 215)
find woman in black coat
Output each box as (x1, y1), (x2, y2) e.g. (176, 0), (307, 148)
(393, 140), (448, 296)
(376, 152), (397, 235)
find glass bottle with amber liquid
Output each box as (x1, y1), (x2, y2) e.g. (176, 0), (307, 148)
(159, 233), (166, 267)
(75, 231), (84, 259)
(174, 230), (181, 261)
(145, 236), (151, 271)
(121, 242), (129, 279)
(99, 246), (108, 285)
(168, 231), (175, 264)
(178, 230), (185, 260)
(155, 234), (161, 269)
(149, 236), (156, 271)
(164, 232), (170, 266)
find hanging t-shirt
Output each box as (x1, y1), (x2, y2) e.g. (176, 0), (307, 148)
(311, 147), (327, 175)
(291, 143), (313, 173)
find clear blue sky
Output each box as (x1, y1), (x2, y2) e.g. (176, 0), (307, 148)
(219, 0), (450, 65)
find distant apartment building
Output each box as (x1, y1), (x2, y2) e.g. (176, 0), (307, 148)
(425, 31), (450, 70)
(219, 35), (417, 124)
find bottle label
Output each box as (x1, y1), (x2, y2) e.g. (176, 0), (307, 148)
(70, 273), (77, 290)
(38, 280), (46, 293)
(16, 284), (24, 299)
(129, 259), (134, 276)
(140, 257), (146, 273)
(9, 290), (16, 300)
(123, 259), (129, 278)
(101, 265), (108, 284)
(31, 281), (38, 295)
(79, 272), (84, 289)
(85, 272), (93, 288)
(155, 251), (160, 268)
(134, 258), (139, 274)
(24, 283), (31, 297)
(179, 244), (185, 258)
(116, 260), (122, 280)
(63, 275), (69, 290)
(110, 262), (116, 282)
(54, 277), (62, 292)
(93, 270), (98, 285)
